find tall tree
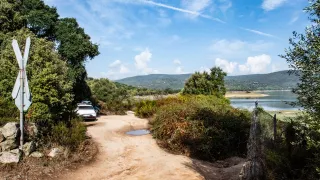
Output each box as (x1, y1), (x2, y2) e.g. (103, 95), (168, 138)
(55, 18), (99, 103)
(0, 0), (24, 45)
(21, 0), (59, 40)
(280, 0), (320, 119)
(182, 67), (227, 97)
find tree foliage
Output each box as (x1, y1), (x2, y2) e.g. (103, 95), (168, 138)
(0, 0), (99, 106)
(88, 78), (133, 114)
(55, 18), (99, 103)
(21, 0), (59, 40)
(0, 29), (72, 121)
(182, 67), (227, 97)
(0, 0), (99, 122)
(280, 0), (320, 119)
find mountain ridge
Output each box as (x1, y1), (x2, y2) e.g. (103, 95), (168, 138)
(116, 70), (299, 91)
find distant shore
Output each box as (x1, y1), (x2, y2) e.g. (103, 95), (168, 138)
(225, 91), (269, 98)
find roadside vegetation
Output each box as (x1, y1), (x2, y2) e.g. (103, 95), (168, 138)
(87, 78), (180, 115)
(263, 1), (320, 179)
(135, 67), (252, 161)
(0, 0), (97, 155)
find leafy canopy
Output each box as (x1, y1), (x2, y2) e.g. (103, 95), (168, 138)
(0, 29), (72, 121)
(280, 0), (320, 120)
(182, 67), (227, 97)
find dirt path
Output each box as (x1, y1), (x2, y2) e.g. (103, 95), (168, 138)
(61, 112), (204, 180)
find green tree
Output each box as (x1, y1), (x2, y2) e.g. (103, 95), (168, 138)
(88, 78), (132, 114)
(278, 1), (320, 178)
(0, 29), (72, 121)
(1, 0), (99, 104)
(21, 0), (59, 40)
(55, 18), (99, 103)
(280, 0), (320, 119)
(182, 67), (227, 97)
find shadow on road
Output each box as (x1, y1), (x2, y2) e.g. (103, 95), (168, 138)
(185, 157), (245, 180)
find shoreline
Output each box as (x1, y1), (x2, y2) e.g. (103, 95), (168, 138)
(225, 91), (269, 98)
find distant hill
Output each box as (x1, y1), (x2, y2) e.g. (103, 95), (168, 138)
(116, 71), (300, 91)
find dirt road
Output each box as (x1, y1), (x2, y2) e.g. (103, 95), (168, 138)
(61, 112), (204, 180)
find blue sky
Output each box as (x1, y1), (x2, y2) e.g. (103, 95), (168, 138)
(44, 0), (309, 79)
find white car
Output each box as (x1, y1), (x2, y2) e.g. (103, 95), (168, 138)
(75, 103), (97, 120)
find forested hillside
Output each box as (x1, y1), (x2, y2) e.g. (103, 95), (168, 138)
(117, 70), (299, 91)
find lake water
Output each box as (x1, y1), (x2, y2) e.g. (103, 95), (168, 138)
(230, 91), (300, 111)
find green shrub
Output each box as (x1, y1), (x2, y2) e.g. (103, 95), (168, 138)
(51, 119), (86, 149)
(264, 114), (320, 180)
(151, 95), (251, 161)
(0, 97), (19, 126)
(135, 100), (157, 118)
(36, 118), (86, 150)
(0, 117), (18, 126)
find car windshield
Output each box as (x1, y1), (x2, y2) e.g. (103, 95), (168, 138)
(78, 106), (94, 110)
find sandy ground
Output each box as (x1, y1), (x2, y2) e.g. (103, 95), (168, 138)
(61, 112), (245, 180)
(61, 112), (203, 180)
(225, 91), (268, 98)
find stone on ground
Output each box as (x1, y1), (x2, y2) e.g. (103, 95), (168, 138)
(0, 132), (4, 143)
(30, 151), (44, 158)
(1, 123), (19, 139)
(48, 147), (62, 158)
(0, 139), (18, 151)
(0, 150), (21, 164)
(23, 141), (36, 156)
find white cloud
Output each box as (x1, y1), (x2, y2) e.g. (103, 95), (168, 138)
(135, 48), (152, 69)
(120, 65), (130, 74)
(215, 58), (237, 74)
(108, 60), (130, 75)
(209, 39), (273, 55)
(239, 54), (272, 74)
(289, 11), (300, 25)
(241, 28), (276, 38)
(109, 60), (122, 67)
(175, 66), (184, 74)
(181, 0), (211, 19)
(200, 66), (211, 73)
(239, 64), (250, 73)
(219, 0), (232, 13)
(135, 48), (157, 74)
(210, 39), (246, 53)
(181, 0), (211, 12)
(173, 59), (181, 65)
(142, 0), (225, 23)
(289, 16), (299, 24)
(262, 0), (287, 11)
(272, 63), (287, 72)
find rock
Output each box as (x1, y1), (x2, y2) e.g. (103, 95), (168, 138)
(0, 139), (18, 151)
(30, 151), (44, 158)
(0, 150), (21, 164)
(0, 132), (4, 143)
(48, 147), (62, 158)
(1, 123), (19, 139)
(10, 149), (20, 154)
(26, 123), (38, 137)
(23, 141), (36, 156)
